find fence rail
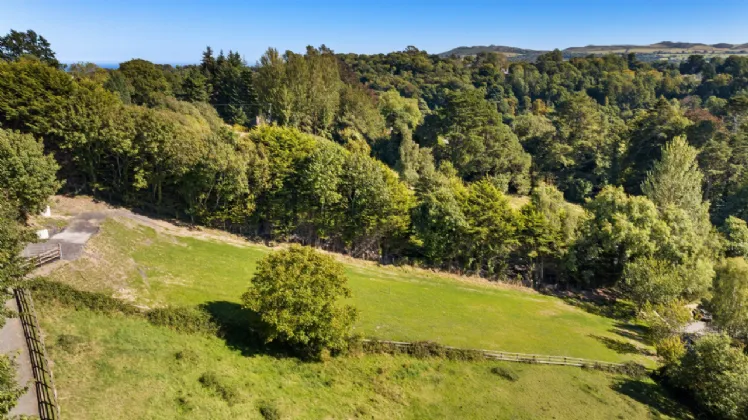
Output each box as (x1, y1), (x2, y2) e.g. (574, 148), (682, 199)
(14, 288), (60, 420)
(361, 339), (629, 370)
(23, 244), (62, 269)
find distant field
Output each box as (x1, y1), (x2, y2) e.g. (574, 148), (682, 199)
(48, 218), (653, 364)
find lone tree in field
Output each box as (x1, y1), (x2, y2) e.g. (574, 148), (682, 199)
(243, 245), (357, 358)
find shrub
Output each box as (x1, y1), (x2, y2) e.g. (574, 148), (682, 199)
(616, 361), (648, 379)
(257, 400), (281, 420)
(146, 306), (219, 335)
(26, 278), (138, 314)
(490, 366), (519, 382)
(667, 334), (748, 419)
(243, 245), (357, 359)
(654, 336), (686, 366)
(0, 354), (26, 417)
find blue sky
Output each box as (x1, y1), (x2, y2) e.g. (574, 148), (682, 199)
(2, 0), (748, 64)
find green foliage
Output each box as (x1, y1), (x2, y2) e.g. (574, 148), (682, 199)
(145, 306), (220, 335)
(712, 258), (748, 339)
(0, 28), (59, 67)
(539, 92), (624, 201)
(641, 300), (692, 343)
(0, 198), (33, 285)
(721, 216), (748, 257)
(569, 186), (668, 287)
(433, 89), (531, 192)
(257, 400), (281, 420)
(0, 354), (26, 417)
(641, 136), (708, 225)
(0, 128), (60, 216)
(356, 340), (484, 361)
(623, 98), (692, 193)
(242, 245), (357, 358)
(623, 258), (696, 307)
(119, 59), (172, 106)
(26, 278), (139, 315)
(667, 334), (748, 420)
(255, 46), (343, 137)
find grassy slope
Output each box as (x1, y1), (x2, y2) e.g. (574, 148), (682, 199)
(39, 305), (688, 420)
(35, 217), (695, 418)
(50, 218), (653, 363)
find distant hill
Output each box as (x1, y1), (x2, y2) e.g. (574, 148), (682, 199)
(439, 41), (748, 62)
(438, 45), (545, 58)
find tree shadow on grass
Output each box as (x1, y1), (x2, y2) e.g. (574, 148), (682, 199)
(590, 335), (653, 356)
(610, 323), (652, 346)
(202, 300), (295, 359)
(612, 378), (695, 419)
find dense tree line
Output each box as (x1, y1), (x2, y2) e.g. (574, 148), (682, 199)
(2, 31), (748, 418)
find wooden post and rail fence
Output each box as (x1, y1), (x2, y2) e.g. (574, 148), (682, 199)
(23, 244), (62, 269)
(14, 288), (60, 420)
(359, 339), (643, 372)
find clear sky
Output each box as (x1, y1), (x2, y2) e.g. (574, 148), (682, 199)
(2, 0), (748, 65)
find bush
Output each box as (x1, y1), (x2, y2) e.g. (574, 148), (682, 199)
(26, 278), (139, 314)
(198, 371), (241, 406)
(667, 334), (748, 419)
(243, 245), (357, 359)
(146, 306), (219, 335)
(490, 366), (519, 381)
(358, 339), (484, 361)
(0, 354), (26, 417)
(257, 400), (281, 420)
(616, 361), (649, 379)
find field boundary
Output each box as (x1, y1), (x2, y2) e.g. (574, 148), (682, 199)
(360, 339), (645, 372)
(15, 288), (60, 420)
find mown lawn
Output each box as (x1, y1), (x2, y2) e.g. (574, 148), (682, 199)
(38, 305), (689, 420)
(49, 218), (654, 364)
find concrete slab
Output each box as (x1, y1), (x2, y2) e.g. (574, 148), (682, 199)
(0, 297), (39, 418)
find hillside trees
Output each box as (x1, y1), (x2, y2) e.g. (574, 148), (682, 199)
(711, 258), (748, 339)
(0, 129), (60, 217)
(0, 29), (59, 67)
(119, 59), (172, 106)
(534, 92), (625, 200)
(666, 334), (748, 420)
(200, 49), (257, 124)
(623, 98), (692, 193)
(255, 46), (343, 137)
(429, 89), (530, 192)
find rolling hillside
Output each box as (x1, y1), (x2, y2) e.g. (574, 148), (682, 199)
(440, 40), (748, 61)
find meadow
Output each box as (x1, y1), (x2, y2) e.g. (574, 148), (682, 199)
(33, 216), (692, 418)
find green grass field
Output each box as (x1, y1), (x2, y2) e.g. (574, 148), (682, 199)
(38, 305), (689, 420)
(35, 217), (692, 418)
(50, 218), (653, 363)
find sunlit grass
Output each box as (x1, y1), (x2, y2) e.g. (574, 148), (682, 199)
(49, 218), (654, 363)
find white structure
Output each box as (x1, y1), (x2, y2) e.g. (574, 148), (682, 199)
(40, 206), (51, 217)
(36, 229), (49, 240)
